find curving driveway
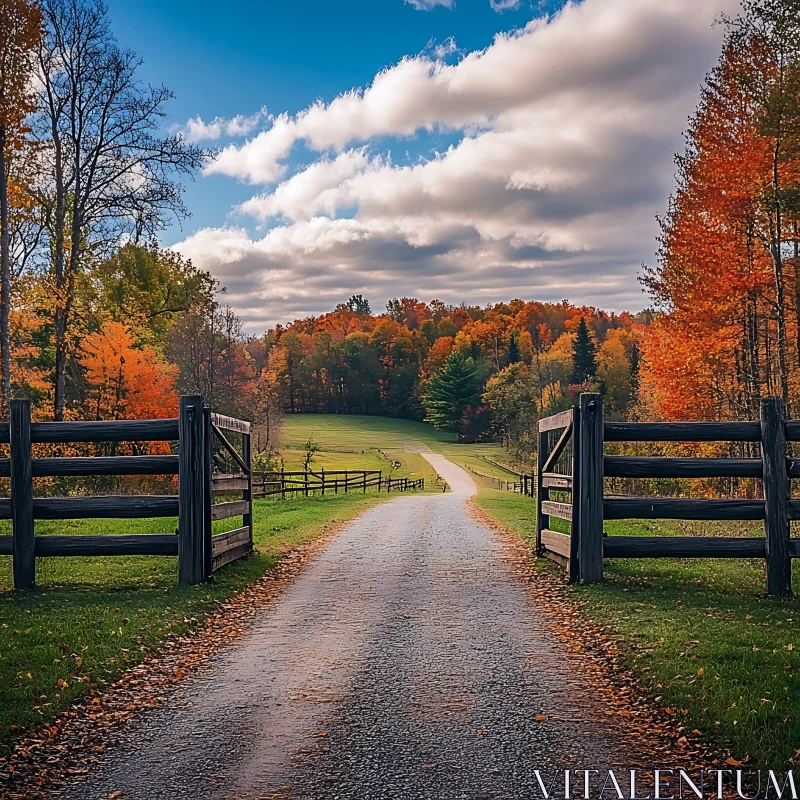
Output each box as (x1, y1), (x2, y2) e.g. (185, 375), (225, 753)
(61, 455), (640, 800)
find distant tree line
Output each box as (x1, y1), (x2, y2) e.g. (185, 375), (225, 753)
(260, 296), (644, 458)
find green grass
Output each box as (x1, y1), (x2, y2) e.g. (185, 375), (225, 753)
(280, 413), (514, 484)
(0, 492), (380, 755)
(475, 489), (800, 767)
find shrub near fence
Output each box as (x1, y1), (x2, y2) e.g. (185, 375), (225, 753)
(252, 469), (424, 498)
(0, 396), (253, 590)
(536, 394), (799, 596)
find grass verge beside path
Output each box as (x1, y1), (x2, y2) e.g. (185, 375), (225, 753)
(475, 488), (800, 767)
(0, 492), (382, 756)
(281, 413), (515, 485)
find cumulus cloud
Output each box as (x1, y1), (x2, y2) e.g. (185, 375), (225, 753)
(490, 0), (522, 10)
(175, 108), (266, 142)
(174, 0), (740, 330)
(405, 0), (455, 9)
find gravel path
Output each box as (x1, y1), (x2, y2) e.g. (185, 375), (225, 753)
(61, 455), (641, 800)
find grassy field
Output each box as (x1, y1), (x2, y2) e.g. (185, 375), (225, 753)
(280, 413), (516, 485)
(475, 489), (800, 767)
(0, 492), (381, 755)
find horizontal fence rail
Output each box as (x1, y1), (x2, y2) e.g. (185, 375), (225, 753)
(536, 395), (798, 597)
(252, 469), (424, 498)
(2, 397), (254, 590)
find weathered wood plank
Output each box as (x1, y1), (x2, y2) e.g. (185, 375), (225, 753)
(0, 537), (11, 555)
(0, 499), (11, 519)
(212, 541), (251, 570)
(35, 534), (178, 557)
(210, 413), (250, 435)
(541, 529), (571, 558)
(11, 400), (35, 589)
(542, 547), (569, 570)
(604, 421), (760, 442)
(31, 419), (179, 443)
(0, 458), (9, 478)
(211, 477), (249, 491)
(604, 536), (766, 559)
(604, 456), (762, 479)
(211, 526), (250, 555)
(32, 455), (179, 477)
(0, 422), (9, 444)
(761, 398), (792, 596)
(34, 496), (179, 519)
(578, 393), (604, 583)
(604, 498), (765, 521)
(211, 500), (250, 521)
(542, 473), (572, 489)
(538, 409), (574, 432)
(790, 539), (800, 558)
(786, 421), (800, 441)
(541, 501), (572, 521)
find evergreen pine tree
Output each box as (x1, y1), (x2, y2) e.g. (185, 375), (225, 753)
(571, 318), (597, 384)
(507, 331), (521, 364)
(424, 351), (482, 436)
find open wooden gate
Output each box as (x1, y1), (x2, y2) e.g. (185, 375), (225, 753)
(536, 407), (579, 582)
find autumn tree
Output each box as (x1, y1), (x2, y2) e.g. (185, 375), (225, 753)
(93, 243), (215, 344)
(80, 320), (178, 420)
(34, 0), (206, 420)
(642, 0), (800, 420)
(0, 0), (41, 411)
(483, 362), (536, 452)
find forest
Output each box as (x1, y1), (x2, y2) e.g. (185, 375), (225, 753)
(2, 0), (800, 471)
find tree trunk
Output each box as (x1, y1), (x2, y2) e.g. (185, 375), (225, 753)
(51, 111), (67, 422)
(0, 125), (11, 412)
(771, 146), (789, 404)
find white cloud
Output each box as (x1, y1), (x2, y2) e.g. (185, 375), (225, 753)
(204, 114), (297, 184)
(405, 0), (455, 9)
(490, 0), (522, 11)
(175, 0), (741, 330)
(175, 108), (267, 142)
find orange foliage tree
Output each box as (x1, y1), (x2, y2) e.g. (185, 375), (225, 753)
(643, 0), (800, 421)
(80, 321), (178, 420)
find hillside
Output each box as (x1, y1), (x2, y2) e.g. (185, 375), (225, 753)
(279, 414), (520, 486)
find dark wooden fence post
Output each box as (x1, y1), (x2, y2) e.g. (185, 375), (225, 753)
(761, 398), (791, 597)
(535, 428), (548, 556)
(11, 399), (35, 590)
(178, 395), (206, 585)
(578, 393), (604, 584)
(202, 407), (213, 581)
(242, 430), (253, 548)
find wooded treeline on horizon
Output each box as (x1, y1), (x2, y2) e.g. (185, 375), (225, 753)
(2, 0), (800, 465)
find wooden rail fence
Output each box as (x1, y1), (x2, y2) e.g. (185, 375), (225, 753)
(461, 463), (535, 496)
(1, 396), (253, 590)
(252, 469), (424, 498)
(536, 394), (799, 596)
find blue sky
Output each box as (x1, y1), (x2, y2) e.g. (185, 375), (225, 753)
(104, 0), (737, 331)
(107, 0), (560, 242)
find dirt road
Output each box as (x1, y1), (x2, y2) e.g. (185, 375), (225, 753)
(62, 455), (639, 800)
